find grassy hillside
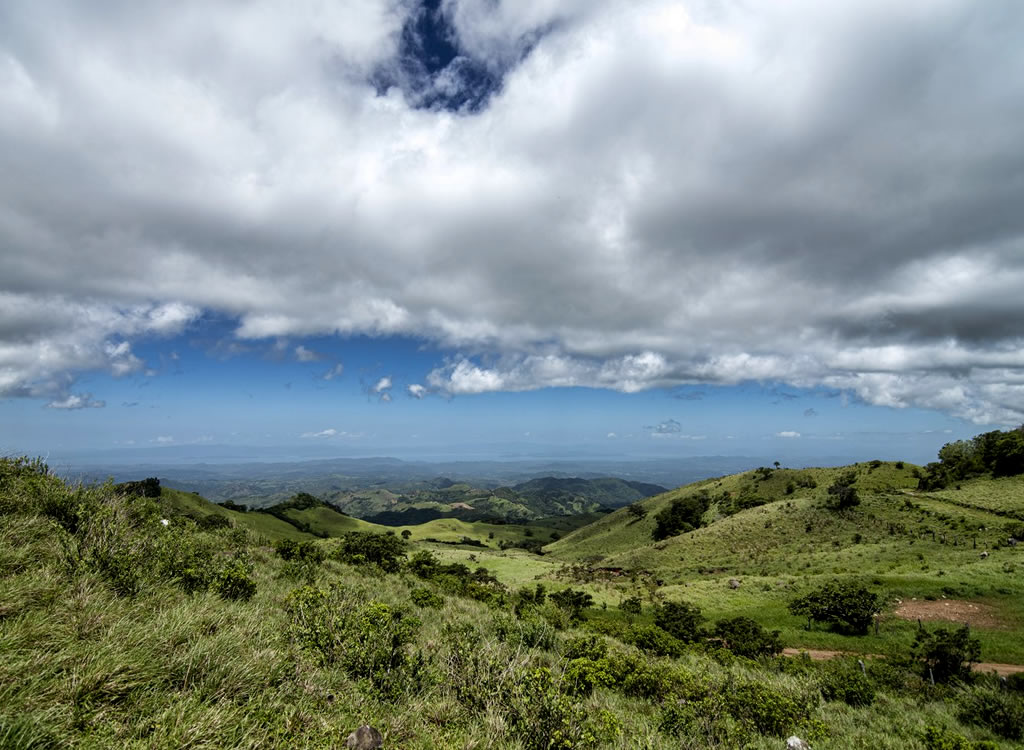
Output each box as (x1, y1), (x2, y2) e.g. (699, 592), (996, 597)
(158, 487), (315, 542)
(3, 456), (1022, 749)
(542, 462), (1024, 663)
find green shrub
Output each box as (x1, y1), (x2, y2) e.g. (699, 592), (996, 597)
(912, 625), (981, 683)
(274, 539), (325, 564)
(285, 584), (429, 701)
(653, 495), (709, 540)
(506, 667), (620, 750)
(788, 580), (881, 634)
(213, 557), (257, 601)
(619, 595), (642, 615)
(818, 659), (875, 706)
(654, 600), (705, 643)
(712, 616), (783, 658)
(623, 624), (684, 658)
(410, 587), (443, 609)
(726, 682), (806, 737)
(562, 658), (615, 696)
(331, 531), (406, 572)
(921, 725), (998, 750)
(562, 634), (607, 661)
(604, 651), (679, 700)
(548, 588), (593, 621)
(957, 687), (1024, 740)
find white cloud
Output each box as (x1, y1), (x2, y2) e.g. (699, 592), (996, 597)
(776, 431), (801, 439)
(373, 377), (393, 393)
(322, 363), (345, 380)
(301, 428), (337, 438)
(407, 383), (427, 399)
(606, 432), (617, 438)
(1, 1), (1023, 423)
(152, 435), (175, 444)
(294, 345), (322, 362)
(47, 393), (105, 410)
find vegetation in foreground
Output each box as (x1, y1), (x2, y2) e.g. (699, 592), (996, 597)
(2, 451), (1023, 749)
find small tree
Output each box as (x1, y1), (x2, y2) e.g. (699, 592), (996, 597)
(652, 496), (708, 540)
(788, 580), (880, 634)
(827, 471), (860, 510)
(653, 600), (705, 643)
(627, 503), (648, 521)
(400, 529), (412, 540)
(713, 617), (783, 658)
(912, 625), (981, 683)
(549, 588), (593, 621)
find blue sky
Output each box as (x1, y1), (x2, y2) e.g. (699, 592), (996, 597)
(2, 318), (975, 465)
(2, 1), (1022, 467)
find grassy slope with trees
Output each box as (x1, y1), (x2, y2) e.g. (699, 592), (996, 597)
(2, 431), (1023, 749)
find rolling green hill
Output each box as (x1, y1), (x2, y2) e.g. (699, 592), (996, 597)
(538, 460), (1024, 662)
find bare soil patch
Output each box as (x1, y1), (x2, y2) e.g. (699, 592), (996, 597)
(892, 599), (1004, 629)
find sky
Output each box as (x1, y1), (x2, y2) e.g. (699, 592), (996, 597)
(2, 0), (1023, 466)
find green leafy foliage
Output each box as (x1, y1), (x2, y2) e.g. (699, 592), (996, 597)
(827, 470), (860, 509)
(653, 599), (705, 643)
(330, 531), (406, 572)
(284, 584), (429, 701)
(409, 586), (443, 609)
(912, 625), (981, 683)
(956, 687), (1024, 740)
(788, 580), (881, 634)
(712, 616), (783, 658)
(652, 493), (709, 540)
(818, 659), (875, 706)
(548, 588), (593, 621)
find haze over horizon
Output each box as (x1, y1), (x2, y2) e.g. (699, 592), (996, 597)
(3, 1), (1023, 466)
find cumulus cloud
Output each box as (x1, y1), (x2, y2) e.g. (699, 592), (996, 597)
(776, 431), (801, 439)
(407, 383), (427, 399)
(2, 1), (1024, 422)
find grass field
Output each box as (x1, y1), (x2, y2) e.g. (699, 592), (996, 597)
(3, 457), (1023, 749)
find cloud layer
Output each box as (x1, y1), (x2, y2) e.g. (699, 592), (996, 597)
(2, 0), (1023, 422)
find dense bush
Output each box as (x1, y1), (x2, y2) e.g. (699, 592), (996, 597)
(652, 494), (709, 540)
(818, 659), (875, 706)
(213, 557), (257, 601)
(622, 624), (685, 658)
(827, 470), (860, 509)
(331, 531), (406, 572)
(713, 616), (783, 658)
(409, 586), (444, 609)
(956, 687), (1024, 740)
(285, 584), (429, 700)
(274, 539), (325, 564)
(654, 599), (705, 643)
(726, 682), (807, 737)
(548, 588), (593, 621)
(912, 625), (981, 683)
(788, 580), (881, 634)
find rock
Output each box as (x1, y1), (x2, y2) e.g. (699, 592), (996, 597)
(346, 725), (383, 749)
(729, 578), (741, 589)
(786, 737), (811, 750)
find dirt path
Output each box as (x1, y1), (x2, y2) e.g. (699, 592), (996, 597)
(781, 648), (1024, 676)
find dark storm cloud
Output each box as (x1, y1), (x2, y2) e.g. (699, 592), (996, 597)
(1, 0), (1023, 423)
